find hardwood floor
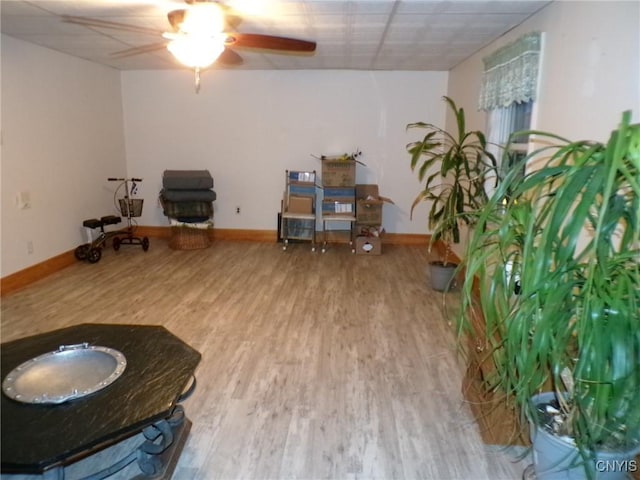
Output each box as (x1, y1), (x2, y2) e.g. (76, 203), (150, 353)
(1, 240), (528, 480)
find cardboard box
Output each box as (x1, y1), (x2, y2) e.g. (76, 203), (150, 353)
(323, 187), (355, 202)
(356, 201), (383, 225)
(289, 183), (316, 196)
(322, 200), (355, 216)
(321, 159), (356, 187)
(356, 184), (379, 199)
(354, 224), (384, 237)
(289, 171), (315, 183)
(356, 236), (381, 255)
(355, 184), (394, 225)
(288, 195), (313, 214)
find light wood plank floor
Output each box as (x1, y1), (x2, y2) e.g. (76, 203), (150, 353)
(1, 240), (528, 480)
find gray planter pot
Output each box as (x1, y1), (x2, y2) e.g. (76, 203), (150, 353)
(530, 392), (640, 480)
(428, 261), (458, 291)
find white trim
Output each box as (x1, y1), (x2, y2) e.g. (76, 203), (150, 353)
(525, 32), (545, 175)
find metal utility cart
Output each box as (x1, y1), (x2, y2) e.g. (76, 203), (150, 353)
(319, 155), (357, 253)
(280, 170), (317, 251)
(320, 215), (356, 253)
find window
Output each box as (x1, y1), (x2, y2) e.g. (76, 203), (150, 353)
(487, 100), (533, 175)
(479, 32), (543, 191)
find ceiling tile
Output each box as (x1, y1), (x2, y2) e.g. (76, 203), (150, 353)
(0, 0), (552, 71)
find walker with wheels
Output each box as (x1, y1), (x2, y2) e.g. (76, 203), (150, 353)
(74, 177), (149, 264)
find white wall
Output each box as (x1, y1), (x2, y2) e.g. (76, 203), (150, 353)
(4, 1), (637, 276)
(446, 0), (640, 257)
(121, 69), (449, 235)
(5, 1), (635, 275)
(1, 35), (127, 277)
(449, 0), (639, 142)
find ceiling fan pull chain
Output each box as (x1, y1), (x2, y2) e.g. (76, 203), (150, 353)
(194, 67), (201, 94)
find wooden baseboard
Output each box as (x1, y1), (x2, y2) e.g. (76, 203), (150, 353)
(138, 227), (430, 246)
(440, 240), (528, 448)
(386, 232), (430, 246)
(1, 250), (76, 297)
(0, 228), (431, 297)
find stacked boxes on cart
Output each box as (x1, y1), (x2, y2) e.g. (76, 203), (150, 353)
(159, 170), (216, 248)
(283, 171), (316, 240)
(321, 157), (356, 217)
(354, 185), (394, 255)
(287, 171), (315, 214)
(320, 156), (357, 252)
(319, 155), (394, 254)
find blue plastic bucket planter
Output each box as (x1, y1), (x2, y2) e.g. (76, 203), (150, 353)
(530, 392), (640, 480)
(428, 261), (457, 292)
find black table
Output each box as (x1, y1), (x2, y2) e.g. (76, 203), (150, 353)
(1, 323), (201, 478)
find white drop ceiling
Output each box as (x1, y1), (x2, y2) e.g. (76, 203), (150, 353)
(0, 0), (551, 71)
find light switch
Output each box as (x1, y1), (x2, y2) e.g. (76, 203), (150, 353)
(16, 191), (31, 210)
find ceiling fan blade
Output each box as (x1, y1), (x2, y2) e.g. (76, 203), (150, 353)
(62, 15), (162, 36)
(111, 42), (168, 59)
(217, 48), (243, 66)
(228, 33), (316, 53)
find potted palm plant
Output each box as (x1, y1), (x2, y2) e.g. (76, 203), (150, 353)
(458, 111), (640, 479)
(406, 96), (497, 291)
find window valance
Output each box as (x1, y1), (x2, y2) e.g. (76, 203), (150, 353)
(478, 32), (541, 111)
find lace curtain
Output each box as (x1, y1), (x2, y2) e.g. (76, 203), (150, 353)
(478, 32), (541, 111)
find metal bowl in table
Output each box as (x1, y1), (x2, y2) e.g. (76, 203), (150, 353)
(2, 343), (126, 404)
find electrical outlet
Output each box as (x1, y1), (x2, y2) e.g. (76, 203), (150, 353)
(27, 240), (34, 255)
(235, 206), (241, 215)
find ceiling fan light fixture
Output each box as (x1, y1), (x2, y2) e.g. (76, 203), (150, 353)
(166, 35), (225, 69)
(181, 3), (225, 34)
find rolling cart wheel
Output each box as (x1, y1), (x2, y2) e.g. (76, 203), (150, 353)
(87, 248), (102, 264)
(112, 236), (121, 251)
(311, 247), (316, 252)
(522, 464), (535, 480)
(74, 244), (90, 261)
(142, 237), (150, 251)
(282, 245), (287, 251)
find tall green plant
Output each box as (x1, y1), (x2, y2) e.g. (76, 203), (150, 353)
(459, 111), (640, 463)
(406, 96), (497, 260)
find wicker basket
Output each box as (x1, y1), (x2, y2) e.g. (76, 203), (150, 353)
(119, 198), (144, 217)
(168, 227), (211, 250)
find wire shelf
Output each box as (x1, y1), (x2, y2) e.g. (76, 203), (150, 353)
(118, 198), (143, 217)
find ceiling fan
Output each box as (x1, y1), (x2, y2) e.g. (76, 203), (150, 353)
(62, 0), (316, 92)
